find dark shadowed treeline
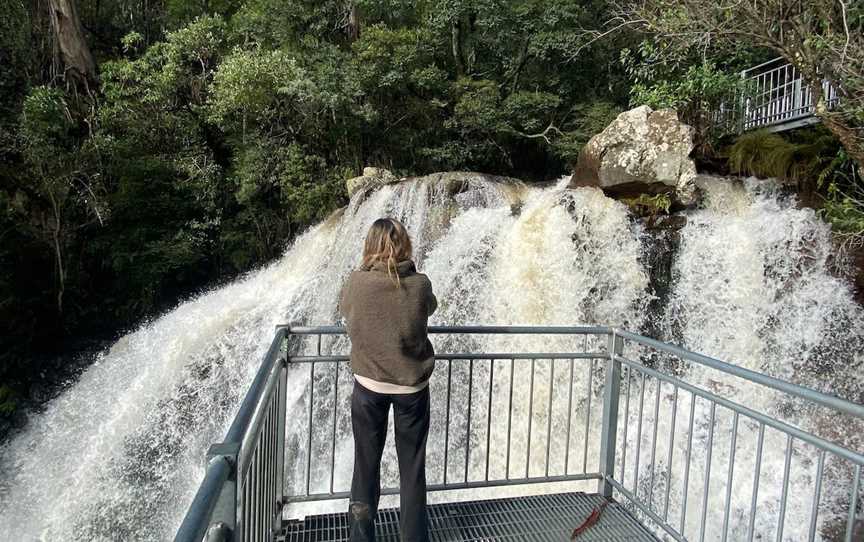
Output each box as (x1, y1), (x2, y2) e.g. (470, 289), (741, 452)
(1, 0), (861, 416)
(0, 0), (641, 413)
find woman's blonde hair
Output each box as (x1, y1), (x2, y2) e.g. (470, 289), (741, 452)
(362, 218), (413, 287)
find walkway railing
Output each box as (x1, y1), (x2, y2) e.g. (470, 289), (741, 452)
(716, 57), (840, 134)
(174, 325), (864, 542)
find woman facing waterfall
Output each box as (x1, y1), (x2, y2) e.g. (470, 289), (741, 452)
(339, 217), (439, 542)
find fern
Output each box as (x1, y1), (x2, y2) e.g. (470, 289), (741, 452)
(726, 130), (837, 182)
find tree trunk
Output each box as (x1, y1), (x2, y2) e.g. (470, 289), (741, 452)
(509, 39), (530, 94)
(811, 79), (864, 169)
(347, 3), (361, 42)
(47, 0), (97, 88)
(47, 189), (65, 315)
(451, 22), (464, 77)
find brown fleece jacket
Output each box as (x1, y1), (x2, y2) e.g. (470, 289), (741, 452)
(339, 259), (438, 387)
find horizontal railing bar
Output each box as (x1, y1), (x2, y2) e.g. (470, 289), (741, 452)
(606, 477), (687, 542)
(283, 473), (603, 503)
(741, 56), (786, 75)
(279, 324), (612, 335)
(615, 355), (864, 465)
(288, 352), (605, 363)
(173, 456), (232, 542)
(615, 329), (864, 420)
(226, 328), (287, 444)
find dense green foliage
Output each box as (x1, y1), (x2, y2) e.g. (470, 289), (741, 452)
(2, 0), (860, 415)
(0, 0), (636, 411)
(621, 41), (753, 151)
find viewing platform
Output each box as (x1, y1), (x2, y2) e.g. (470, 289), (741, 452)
(717, 57), (841, 134)
(279, 492), (656, 541)
(174, 326), (864, 542)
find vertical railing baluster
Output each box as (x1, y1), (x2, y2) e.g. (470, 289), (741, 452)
(485, 359), (494, 482)
(526, 358), (535, 478)
(808, 450), (825, 542)
(253, 446), (260, 542)
(648, 377), (662, 509)
(263, 408), (270, 536)
(633, 372), (646, 494)
(443, 359), (452, 485)
(620, 365), (632, 482)
(271, 401), (277, 531)
(243, 478), (250, 542)
(679, 392), (696, 535)
(721, 412), (739, 542)
(277, 355), (287, 515)
(564, 357), (575, 475)
(583, 358), (594, 474)
(663, 386), (678, 521)
(330, 362), (339, 494)
(273, 391), (280, 531)
(506, 358), (514, 480)
(846, 464), (861, 542)
(465, 359), (474, 483)
(746, 423), (765, 542)
(545, 358), (554, 478)
(266, 411), (273, 540)
(259, 436), (265, 542)
(306, 362), (314, 496)
(698, 402), (717, 542)
(777, 435), (793, 542)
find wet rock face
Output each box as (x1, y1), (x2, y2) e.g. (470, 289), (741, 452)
(570, 105), (698, 206)
(346, 167), (400, 198)
(639, 214), (688, 342)
(346, 169), (523, 199)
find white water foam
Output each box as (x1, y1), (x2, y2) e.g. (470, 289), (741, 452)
(1, 175), (860, 540)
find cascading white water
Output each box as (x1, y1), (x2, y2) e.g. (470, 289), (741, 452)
(638, 178), (864, 540)
(0, 174), (860, 541)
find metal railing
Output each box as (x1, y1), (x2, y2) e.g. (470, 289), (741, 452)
(174, 328), (288, 542)
(716, 58), (841, 134)
(175, 325), (864, 542)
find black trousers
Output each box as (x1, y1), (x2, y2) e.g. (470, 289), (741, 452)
(349, 380), (430, 542)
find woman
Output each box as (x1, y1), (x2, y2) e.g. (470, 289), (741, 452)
(339, 217), (438, 542)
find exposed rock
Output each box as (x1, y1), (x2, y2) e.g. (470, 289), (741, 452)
(416, 171), (522, 196)
(346, 168), (523, 199)
(645, 214), (687, 231)
(638, 213), (686, 342)
(570, 105), (698, 206)
(346, 167), (399, 198)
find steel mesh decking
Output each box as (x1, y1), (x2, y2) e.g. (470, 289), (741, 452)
(278, 492), (658, 541)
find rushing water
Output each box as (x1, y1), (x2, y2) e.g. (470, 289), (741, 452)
(0, 175), (861, 540)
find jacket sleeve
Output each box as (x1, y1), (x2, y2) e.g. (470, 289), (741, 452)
(338, 275), (352, 319)
(426, 279), (438, 316)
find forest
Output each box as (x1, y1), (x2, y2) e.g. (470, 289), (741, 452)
(1, 0), (862, 417)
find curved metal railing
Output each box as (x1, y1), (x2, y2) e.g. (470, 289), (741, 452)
(174, 325), (864, 542)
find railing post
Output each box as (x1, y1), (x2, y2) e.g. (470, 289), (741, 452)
(598, 331), (624, 498)
(275, 340), (288, 535)
(205, 442), (240, 542)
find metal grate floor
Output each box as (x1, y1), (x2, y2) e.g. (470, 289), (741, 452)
(278, 492), (658, 541)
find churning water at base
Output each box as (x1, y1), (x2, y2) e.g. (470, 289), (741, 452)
(0, 175), (861, 540)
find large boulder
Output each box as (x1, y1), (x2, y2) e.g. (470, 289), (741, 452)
(346, 167), (400, 198)
(570, 105), (698, 205)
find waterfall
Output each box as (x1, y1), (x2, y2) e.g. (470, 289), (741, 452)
(0, 175), (860, 541)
